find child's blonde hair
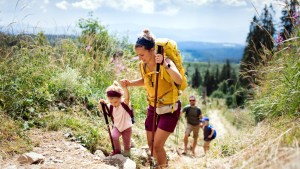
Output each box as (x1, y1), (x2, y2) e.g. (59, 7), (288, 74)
(106, 81), (123, 97)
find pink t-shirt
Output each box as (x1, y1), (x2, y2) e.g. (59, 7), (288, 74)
(112, 104), (133, 132)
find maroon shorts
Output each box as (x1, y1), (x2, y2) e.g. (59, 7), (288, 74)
(145, 101), (181, 133)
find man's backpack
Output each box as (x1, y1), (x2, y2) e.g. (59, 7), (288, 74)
(109, 102), (135, 124)
(155, 38), (188, 93)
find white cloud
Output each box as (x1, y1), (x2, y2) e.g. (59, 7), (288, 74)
(44, 0), (49, 4)
(107, 0), (155, 14)
(221, 0), (247, 7)
(184, 0), (280, 7)
(40, 5), (47, 13)
(56, 1), (69, 10)
(245, 0), (284, 15)
(159, 6), (180, 16)
(72, 0), (104, 10)
(186, 0), (216, 6)
(70, 0), (156, 14)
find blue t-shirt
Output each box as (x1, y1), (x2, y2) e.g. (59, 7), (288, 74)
(203, 124), (216, 141)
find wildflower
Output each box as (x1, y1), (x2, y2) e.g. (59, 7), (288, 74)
(116, 63), (125, 74)
(276, 33), (284, 46)
(86, 45), (92, 52)
(292, 12), (299, 20)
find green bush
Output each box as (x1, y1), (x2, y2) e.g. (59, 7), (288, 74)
(211, 90), (225, 99)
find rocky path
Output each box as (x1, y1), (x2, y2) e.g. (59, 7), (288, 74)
(0, 109), (234, 169)
(0, 129), (135, 169)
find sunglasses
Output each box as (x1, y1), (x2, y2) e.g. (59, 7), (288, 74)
(189, 100), (195, 102)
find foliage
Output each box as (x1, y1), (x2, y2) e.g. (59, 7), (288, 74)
(280, 0), (300, 40)
(0, 15), (141, 154)
(240, 4), (276, 88)
(210, 90), (225, 99)
(185, 61), (239, 96)
(191, 67), (201, 88)
(0, 112), (32, 158)
(250, 27), (300, 122)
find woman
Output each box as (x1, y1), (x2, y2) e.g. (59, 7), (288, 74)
(121, 29), (182, 168)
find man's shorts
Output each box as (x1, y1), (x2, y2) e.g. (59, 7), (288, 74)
(145, 101), (181, 133)
(185, 123), (200, 138)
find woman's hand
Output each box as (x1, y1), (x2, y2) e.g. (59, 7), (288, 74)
(155, 54), (164, 64)
(120, 79), (131, 87)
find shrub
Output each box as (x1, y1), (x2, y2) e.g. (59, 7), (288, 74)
(211, 90), (225, 99)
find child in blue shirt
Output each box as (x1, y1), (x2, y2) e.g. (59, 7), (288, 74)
(202, 117), (216, 154)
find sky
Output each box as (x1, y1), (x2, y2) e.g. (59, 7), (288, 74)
(0, 0), (286, 44)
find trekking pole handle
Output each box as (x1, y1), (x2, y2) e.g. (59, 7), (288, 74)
(156, 45), (164, 72)
(100, 102), (109, 124)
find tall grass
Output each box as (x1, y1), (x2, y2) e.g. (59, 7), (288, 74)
(0, 16), (147, 154)
(250, 27), (300, 122)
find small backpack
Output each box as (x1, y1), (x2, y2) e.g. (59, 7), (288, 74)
(109, 102), (135, 124)
(155, 38), (188, 92)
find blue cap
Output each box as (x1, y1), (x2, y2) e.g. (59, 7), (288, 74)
(202, 117), (209, 121)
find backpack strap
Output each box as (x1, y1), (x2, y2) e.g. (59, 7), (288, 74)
(121, 102), (134, 119)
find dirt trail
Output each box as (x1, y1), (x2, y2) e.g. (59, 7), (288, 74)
(164, 109), (235, 169)
(208, 109), (237, 138)
(0, 109), (235, 169)
(0, 129), (116, 169)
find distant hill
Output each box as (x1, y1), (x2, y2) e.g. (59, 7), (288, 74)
(177, 41), (244, 63)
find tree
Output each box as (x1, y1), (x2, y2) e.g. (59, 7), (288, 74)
(78, 12), (113, 59)
(191, 67), (202, 88)
(220, 59), (231, 82)
(215, 65), (220, 84)
(280, 0), (300, 40)
(240, 4), (276, 88)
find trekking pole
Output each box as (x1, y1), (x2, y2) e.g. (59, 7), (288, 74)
(100, 102), (115, 154)
(150, 45), (163, 168)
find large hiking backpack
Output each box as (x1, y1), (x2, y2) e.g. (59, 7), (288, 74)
(109, 102), (135, 124)
(155, 38), (188, 92)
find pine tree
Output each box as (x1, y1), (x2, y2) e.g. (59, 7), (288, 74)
(280, 0), (300, 40)
(215, 65), (220, 84)
(220, 60), (231, 82)
(240, 4), (276, 88)
(191, 67), (202, 88)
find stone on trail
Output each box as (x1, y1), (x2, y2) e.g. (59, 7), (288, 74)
(104, 154), (136, 169)
(17, 152), (45, 164)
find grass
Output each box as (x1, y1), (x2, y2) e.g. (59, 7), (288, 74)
(0, 112), (32, 159)
(249, 27), (300, 122)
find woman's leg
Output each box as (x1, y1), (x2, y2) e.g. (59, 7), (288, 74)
(111, 127), (122, 154)
(153, 128), (171, 168)
(146, 131), (157, 158)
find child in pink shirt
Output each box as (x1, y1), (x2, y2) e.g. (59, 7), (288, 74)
(99, 81), (133, 156)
